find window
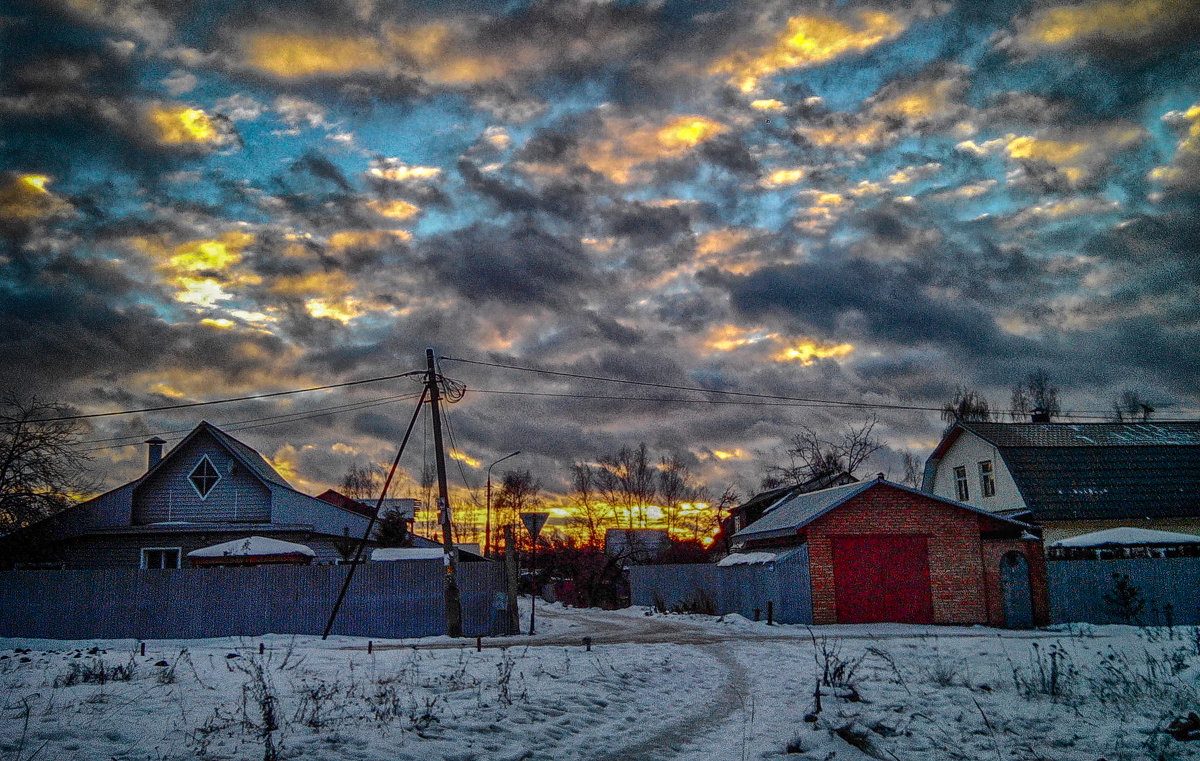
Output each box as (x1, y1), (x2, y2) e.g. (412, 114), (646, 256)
(953, 466), (969, 501)
(189, 455), (221, 499)
(141, 548), (181, 569)
(979, 460), (996, 498)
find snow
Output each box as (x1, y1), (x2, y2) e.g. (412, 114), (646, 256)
(371, 548), (446, 561)
(2, 604), (1198, 760)
(1051, 527), (1200, 547)
(717, 552), (778, 566)
(187, 536), (316, 558)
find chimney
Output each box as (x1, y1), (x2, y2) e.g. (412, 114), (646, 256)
(145, 437), (166, 470)
(1031, 407), (1051, 423)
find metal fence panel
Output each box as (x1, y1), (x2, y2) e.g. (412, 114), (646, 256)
(1048, 558), (1200, 625)
(629, 553), (813, 625)
(0, 562), (514, 640)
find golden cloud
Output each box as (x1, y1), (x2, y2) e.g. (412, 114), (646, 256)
(751, 99), (786, 111)
(0, 174), (71, 222)
(771, 338), (855, 365)
(870, 78), (959, 123)
(449, 449), (481, 468)
(580, 114), (727, 183)
(367, 199), (421, 220)
(327, 229), (412, 252)
(712, 10), (905, 92)
(130, 231), (260, 308)
(1149, 104), (1200, 188)
(1001, 126), (1143, 185)
(761, 168), (806, 187)
(148, 105), (232, 146)
(702, 325), (854, 365)
(241, 32), (389, 78)
(797, 119), (888, 149)
(1017, 0), (1186, 49)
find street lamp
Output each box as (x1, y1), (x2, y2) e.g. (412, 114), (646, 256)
(485, 450), (521, 557)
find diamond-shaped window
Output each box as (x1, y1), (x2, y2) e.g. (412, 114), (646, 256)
(189, 456), (221, 499)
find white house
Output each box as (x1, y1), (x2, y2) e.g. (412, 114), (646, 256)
(922, 421), (1200, 544)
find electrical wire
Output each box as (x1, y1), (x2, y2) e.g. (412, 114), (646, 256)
(76, 392), (422, 453)
(2, 370), (426, 426)
(441, 355), (1195, 421)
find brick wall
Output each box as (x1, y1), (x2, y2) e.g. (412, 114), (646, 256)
(980, 537), (1050, 627)
(803, 483), (991, 625)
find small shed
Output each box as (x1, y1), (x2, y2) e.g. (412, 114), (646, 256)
(187, 536), (316, 567)
(732, 477), (1049, 627)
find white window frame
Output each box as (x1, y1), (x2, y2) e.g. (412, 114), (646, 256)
(953, 465), (970, 501)
(188, 455), (222, 500)
(979, 460), (996, 498)
(141, 547), (182, 570)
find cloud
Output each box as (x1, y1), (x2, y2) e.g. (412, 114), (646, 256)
(711, 9), (907, 93)
(578, 113), (728, 183)
(1006, 0), (1200, 56)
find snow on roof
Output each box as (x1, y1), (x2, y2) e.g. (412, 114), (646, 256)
(717, 552), (778, 566)
(371, 548), (445, 562)
(1050, 527), (1200, 548)
(187, 536), (316, 558)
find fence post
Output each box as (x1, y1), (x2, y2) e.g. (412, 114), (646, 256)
(767, 601), (774, 626)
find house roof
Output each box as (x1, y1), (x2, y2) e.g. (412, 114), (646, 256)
(934, 421), (1200, 522)
(733, 477), (1030, 543)
(1050, 527), (1200, 548)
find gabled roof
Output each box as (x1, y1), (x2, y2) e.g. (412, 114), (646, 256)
(188, 536), (316, 558)
(733, 478), (1030, 543)
(930, 421), (1200, 522)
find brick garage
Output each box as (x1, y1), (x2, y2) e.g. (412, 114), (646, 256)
(732, 477), (1049, 627)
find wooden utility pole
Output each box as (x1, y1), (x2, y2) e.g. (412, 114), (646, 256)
(427, 348), (464, 637)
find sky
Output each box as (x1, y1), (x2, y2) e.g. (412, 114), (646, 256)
(2, 0), (1200, 507)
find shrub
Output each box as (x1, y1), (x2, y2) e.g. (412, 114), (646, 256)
(1103, 573), (1146, 625)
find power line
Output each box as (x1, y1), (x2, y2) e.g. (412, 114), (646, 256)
(76, 392), (422, 453)
(4, 370), (426, 426)
(439, 352), (1200, 417)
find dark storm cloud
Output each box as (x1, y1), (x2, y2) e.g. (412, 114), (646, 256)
(714, 257), (1018, 357)
(456, 159), (587, 220)
(418, 223), (601, 310)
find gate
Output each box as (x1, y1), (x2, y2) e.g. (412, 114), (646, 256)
(1000, 551), (1033, 628)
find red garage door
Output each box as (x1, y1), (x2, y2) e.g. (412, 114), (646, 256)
(830, 535), (933, 624)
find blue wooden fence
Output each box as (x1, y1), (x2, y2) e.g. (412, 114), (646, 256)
(1047, 558), (1200, 626)
(0, 561), (514, 640)
(629, 547), (813, 624)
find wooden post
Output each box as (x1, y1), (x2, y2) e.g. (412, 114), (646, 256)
(503, 525), (520, 634)
(767, 601), (774, 626)
(427, 348), (463, 638)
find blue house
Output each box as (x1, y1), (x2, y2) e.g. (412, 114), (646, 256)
(2, 421), (379, 569)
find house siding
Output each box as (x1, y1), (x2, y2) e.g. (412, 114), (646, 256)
(53, 529), (358, 569)
(132, 432), (272, 524)
(800, 485), (991, 625)
(929, 430), (1025, 515)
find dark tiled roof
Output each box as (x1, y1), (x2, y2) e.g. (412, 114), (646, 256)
(998, 446), (1200, 521)
(960, 421), (1200, 448)
(942, 422), (1200, 522)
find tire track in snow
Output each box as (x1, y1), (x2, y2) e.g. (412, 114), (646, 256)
(583, 642), (750, 761)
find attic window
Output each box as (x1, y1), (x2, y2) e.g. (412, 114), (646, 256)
(189, 455), (221, 499)
(953, 466), (969, 502)
(979, 460), (996, 498)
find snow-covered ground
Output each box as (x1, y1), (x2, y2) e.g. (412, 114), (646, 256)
(2, 601), (1198, 760)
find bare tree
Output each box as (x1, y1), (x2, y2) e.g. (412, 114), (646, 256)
(339, 461), (385, 502)
(658, 453), (705, 537)
(0, 393), (95, 533)
(1010, 369), (1061, 421)
(899, 449), (923, 488)
(940, 386), (992, 425)
(762, 415), (882, 488)
(494, 469), (542, 546)
(568, 461), (611, 547)
(1112, 390), (1154, 422)
(596, 443), (656, 528)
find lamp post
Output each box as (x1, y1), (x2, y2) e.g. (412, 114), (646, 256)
(485, 450), (521, 557)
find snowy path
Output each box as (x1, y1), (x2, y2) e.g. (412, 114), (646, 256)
(2, 608), (1195, 761)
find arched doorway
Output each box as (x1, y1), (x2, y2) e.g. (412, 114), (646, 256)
(1000, 551), (1033, 628)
